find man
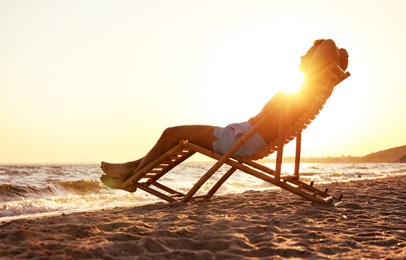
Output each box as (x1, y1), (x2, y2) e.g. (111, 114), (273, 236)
(100, 39), (349, 192)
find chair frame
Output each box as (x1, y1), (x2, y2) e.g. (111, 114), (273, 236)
(122, 64), (350, 205)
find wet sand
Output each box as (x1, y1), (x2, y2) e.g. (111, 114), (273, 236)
(1, 175), (405, 259)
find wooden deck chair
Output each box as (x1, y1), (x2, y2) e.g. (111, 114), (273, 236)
(122, 40), (350, 205)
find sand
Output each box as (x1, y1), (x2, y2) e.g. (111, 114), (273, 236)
(1, 175), (405, 259)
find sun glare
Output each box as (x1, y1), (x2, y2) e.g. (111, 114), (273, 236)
(193, 23), (313, 127)
(266, 51), (306, 95)
(278, 71), (305, 94)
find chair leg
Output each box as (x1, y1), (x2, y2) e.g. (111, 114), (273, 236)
(206, 167), (238, 198)
(275, 111), (285, 180)
(182, 161), (224, 202)
(294, 133), (302, 178)
(135, 183), (177, 203)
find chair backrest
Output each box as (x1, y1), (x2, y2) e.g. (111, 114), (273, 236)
(245, 41), (350, 160)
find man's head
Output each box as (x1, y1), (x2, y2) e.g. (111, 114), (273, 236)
(300, 39), (325, 74)
(300, 39), (349, 75)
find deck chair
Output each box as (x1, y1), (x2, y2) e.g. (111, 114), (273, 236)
(122, 40), (350, 205)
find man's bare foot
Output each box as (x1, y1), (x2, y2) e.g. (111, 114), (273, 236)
(100, 161), (140, 179)
(100, 175), (137, 192)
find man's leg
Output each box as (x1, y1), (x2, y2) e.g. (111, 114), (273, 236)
(101, 125), (217, 191)
(100, 175), (138, 192)
(101, 159), (142, 179)
(131, 125), (216, 174)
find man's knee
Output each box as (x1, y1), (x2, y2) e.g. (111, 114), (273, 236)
(161, 126), (182, 142)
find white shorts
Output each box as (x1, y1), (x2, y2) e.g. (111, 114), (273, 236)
(213, 122), (267, 158)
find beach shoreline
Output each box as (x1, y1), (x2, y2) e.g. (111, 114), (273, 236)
(1, 175), (405, 259)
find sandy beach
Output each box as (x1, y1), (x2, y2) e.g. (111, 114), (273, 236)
(1, 175), (405, 259)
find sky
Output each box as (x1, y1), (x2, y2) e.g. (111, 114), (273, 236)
(1, 0), (406, 164)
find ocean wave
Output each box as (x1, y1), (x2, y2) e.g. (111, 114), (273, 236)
(0, 179), (104, 202)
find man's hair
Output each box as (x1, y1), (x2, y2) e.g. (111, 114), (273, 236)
(338, 48), (349, 71)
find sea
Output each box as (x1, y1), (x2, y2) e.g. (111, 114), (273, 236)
(1, 162), (406, 221)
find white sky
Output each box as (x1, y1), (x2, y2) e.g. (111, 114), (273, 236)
(1, 0), (406, 163)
